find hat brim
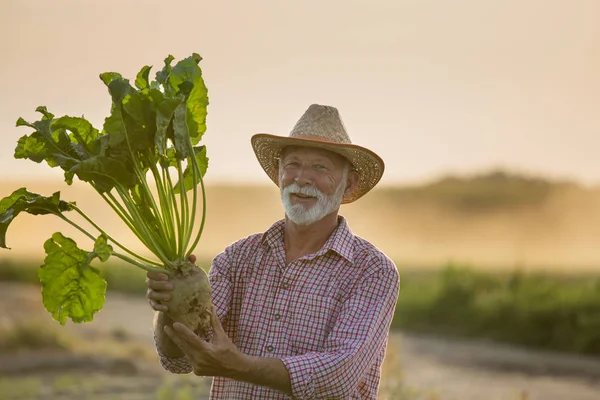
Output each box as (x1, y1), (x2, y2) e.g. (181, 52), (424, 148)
(251, 133), (385, 203)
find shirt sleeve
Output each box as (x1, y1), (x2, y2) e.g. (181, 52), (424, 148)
(280, 257), (400, 399)
(154, 249), (234, 374)
(154, 330), (194, 374)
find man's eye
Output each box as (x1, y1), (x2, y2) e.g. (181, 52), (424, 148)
(315, 164), (327, 170)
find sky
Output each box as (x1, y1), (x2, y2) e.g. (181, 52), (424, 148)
(1, 0), (599, 187)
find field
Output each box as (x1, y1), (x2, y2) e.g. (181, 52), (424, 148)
(3, 170), (600, 270)
(1, 171), (600, 398)
(1, 272), (600, 400)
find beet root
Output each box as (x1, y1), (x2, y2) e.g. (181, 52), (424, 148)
(164, 262), (213, 335)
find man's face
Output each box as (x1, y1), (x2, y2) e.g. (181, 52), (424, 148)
(278, 146), (350, 226)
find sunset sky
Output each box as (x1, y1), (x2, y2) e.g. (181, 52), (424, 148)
(1, 0), (599, 187)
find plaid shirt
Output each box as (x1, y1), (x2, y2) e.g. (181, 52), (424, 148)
(156, 216), (400, 399)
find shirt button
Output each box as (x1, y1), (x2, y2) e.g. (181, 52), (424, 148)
(282, 282), (290, 290)
(274, 313), (281, 321)
(266, 345), (274, 352)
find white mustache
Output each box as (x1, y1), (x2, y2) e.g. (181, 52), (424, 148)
(283, 182), (325, 200)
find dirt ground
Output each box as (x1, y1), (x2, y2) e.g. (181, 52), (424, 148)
(1, 282), (599, 400)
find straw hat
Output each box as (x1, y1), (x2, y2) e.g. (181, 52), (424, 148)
(251, 104), (385, 203)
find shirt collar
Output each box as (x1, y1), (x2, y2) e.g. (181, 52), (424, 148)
(261, 215), (355, 263)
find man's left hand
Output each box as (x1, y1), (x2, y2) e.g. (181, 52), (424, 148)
(164, 305), (248, 378)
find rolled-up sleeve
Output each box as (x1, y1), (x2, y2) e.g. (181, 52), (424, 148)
(281, 261), (400, 399)
(154, 249), (234, 374)
(155, 338), (193, 374)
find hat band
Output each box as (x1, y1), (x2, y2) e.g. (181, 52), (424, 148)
(289, 135), (349, 145)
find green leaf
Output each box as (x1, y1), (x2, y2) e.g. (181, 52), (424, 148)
(99, 72), (123, 86)
(135, 65), (152, 90)
(169, 53), (202, 94)
(69, 154), (135, 193)
(121, 90), (155, 151)
(16, 117), (35, 128)
(0, 188), (73, 249)
(52, 116), (101, 155)
(168, 53), (209, 146)
(185, 75), (209, 146)
(156, 55), (175, 92)
(172, 101), (193, 159)
(39, 232), (107, 325)
(14, 110), (92, 187)
(15, 112), (86, 168)
(173, 146), (208, 194)
(93, 234), (113, 262)
(101, 74), (134, 148)
(155, 96), (183, 157)
(35, 106), (55, 120)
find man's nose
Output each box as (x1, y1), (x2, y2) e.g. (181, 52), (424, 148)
(295, 166), (313, 185)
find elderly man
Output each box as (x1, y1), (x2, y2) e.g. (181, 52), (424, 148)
(146, 104), (400, 399)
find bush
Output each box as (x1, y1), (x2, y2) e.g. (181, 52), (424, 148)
(393, 265), (600, 355)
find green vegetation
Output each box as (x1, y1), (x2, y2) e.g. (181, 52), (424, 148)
(0, 53), (213, 326)
(3, 258), (599, 356)
(0, 319), (71, 353)
(394, 265), (600, 355)
(0, 373), (210, 400)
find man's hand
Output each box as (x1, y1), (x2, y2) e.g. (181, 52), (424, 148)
(148, 255), (197, 358)
(146, 255), (198, 312)
(164, 305), (247, 378)
(164, 305), (293, 395)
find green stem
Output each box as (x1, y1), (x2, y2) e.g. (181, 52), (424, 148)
(186, 155), (207, 257)
(56, 207), (168, 272)
(184, 152), (198, 252)
(152, 164), (175, 243)
(101, 193), (159, 253)
(101, 191), (155, 252)
(164, 165), (183, 255)
(71, 205), (162, 267)
(112, 252), (167, 274)
(55, 214), (96, 242)
(112, 185), (174, 267)
(118, 117), (174, 264)
(177, 159), (189, 255)
(132, 167), (175, 259)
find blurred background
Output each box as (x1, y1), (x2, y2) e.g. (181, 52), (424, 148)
(1, 1), (599, 399)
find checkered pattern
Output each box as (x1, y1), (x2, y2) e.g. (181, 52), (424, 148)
(155, 216), (400, 399)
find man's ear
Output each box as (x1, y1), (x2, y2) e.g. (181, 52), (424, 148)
(344, 170), (360, 197)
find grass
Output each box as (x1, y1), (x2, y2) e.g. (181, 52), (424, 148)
(0, 373), (211, 400)
(0, 319), (71, 353)
(394, 264), (600, 356)
(3, 257), (600, 357)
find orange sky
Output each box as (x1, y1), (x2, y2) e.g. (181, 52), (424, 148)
(1, 0), (599, 187)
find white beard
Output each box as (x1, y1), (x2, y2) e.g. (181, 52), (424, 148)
(280, 175), (347, 226)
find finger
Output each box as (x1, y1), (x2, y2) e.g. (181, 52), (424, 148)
(188, 254), (197, 264)
(146, 271), (169, 281)
(147, 279), (174, 291)
(147, 289), (172, 302)
(210, 305), (226, 336)
(172, 322), (207, 349)
(164, 325), (194, 354)
(149, 299), (168, 312)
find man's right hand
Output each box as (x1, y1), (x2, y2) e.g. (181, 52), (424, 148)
(146, 271), (173, 312)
